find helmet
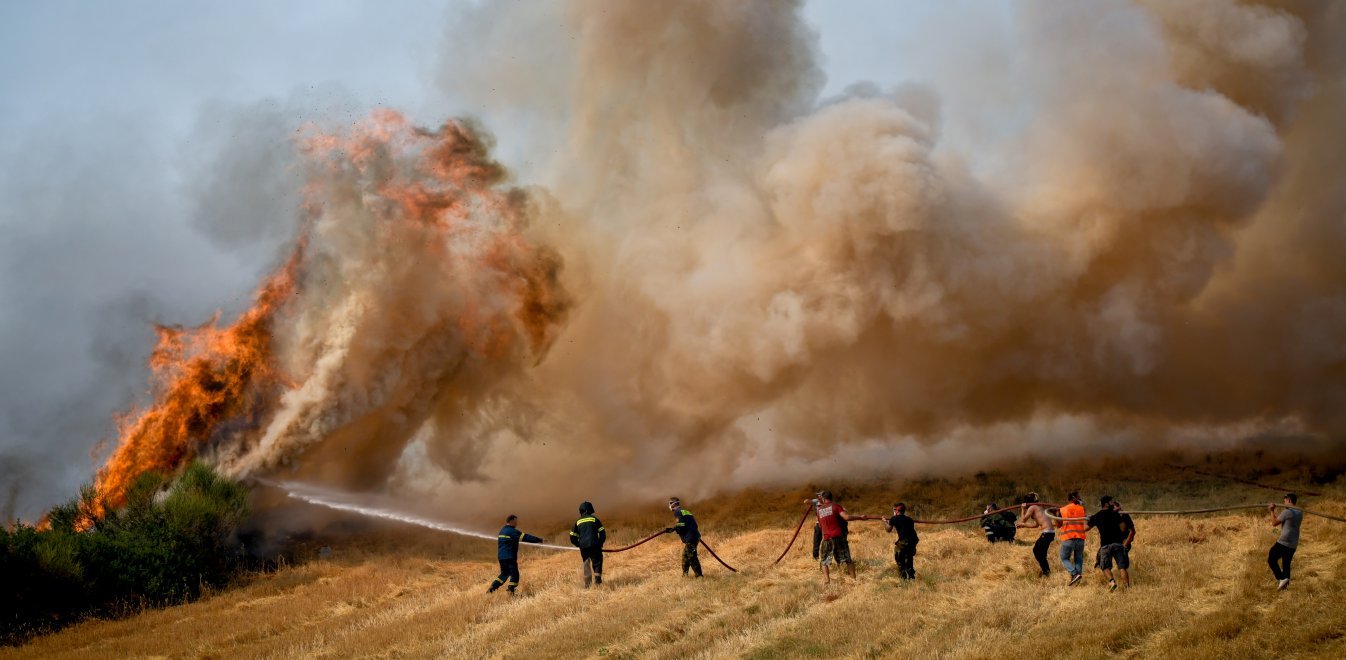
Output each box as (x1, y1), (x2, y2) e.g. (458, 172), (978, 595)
(579, 501), (594, 516)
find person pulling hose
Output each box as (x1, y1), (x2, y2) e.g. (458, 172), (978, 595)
(664, 497), (703, 578)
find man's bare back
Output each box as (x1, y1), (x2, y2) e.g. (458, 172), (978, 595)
(1018, 504), (1053, 530)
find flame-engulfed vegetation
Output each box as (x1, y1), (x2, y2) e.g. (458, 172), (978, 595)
(82, 259), (295, 528)
(1, 464), (249, 644)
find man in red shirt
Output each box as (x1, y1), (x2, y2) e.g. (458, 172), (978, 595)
(812, 490), (882, 586)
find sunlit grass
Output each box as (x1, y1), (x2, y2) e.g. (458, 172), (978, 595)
(5, 458), (1344, 659)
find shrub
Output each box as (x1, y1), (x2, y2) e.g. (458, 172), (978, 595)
(1, 462), (249, 644)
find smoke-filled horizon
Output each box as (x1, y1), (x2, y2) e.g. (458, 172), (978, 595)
(4, 0), (1346, 524)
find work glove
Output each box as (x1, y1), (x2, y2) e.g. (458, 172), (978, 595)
(663, 528), (674, 534)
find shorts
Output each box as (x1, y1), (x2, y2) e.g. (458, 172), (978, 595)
(819, 537), (852, 566)
(1098, 543), (1129, 570)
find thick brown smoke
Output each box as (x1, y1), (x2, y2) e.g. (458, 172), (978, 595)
(396, 0), (1346, 517)
(85, 0), (1346, 523)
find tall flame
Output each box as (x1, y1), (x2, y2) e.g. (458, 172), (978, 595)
(81, 109), (567, 526)
(81, 254), (297, 526)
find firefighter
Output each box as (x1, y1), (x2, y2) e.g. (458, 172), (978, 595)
(663, 497), (703, 577)
(489, 514), (544, 595)
(981, 502), (1018, 543)
(570, 501), (607, 587)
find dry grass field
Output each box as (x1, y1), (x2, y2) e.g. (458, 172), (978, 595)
(6, 457), (1345, 659)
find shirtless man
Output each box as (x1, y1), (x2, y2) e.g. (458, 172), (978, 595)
(1016, 492), (1055, 577)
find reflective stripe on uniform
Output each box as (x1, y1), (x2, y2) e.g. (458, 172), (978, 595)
(576, 517), (597, 524)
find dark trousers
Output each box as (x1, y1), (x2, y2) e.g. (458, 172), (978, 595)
(1268, 542), (1296, 580)
(1033, 533), (1054, 576)
(682, 540), (703, 576)
(491, 558), (520, 591)
(581, 546), (604, 585)
(894, 540), (918, 580)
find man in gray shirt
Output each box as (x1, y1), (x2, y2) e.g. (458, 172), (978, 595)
(1268, 492), (1304, 590)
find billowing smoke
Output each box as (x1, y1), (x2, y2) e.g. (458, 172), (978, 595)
(75, 0), (1346, 522)
(401, 0), (1346, 514)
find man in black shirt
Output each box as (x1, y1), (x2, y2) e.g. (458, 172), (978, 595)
(1087, 495), (1131, 590)
(1114, 499), (1136, 551)
(885, 502), (919, 580)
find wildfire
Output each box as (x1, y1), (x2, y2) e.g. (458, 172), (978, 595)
(80, 256), (297, 527)
(78, 110), (568, 527)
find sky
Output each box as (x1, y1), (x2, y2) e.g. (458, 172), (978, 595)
(0, 1), (1013, 522)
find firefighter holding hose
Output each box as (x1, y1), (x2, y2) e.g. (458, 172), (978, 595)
(664, 497), (703, 577)
(570, 501), (607, 587)
(489, 514), (545, 595)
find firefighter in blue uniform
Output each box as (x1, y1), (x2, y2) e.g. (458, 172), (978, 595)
(570, 501), (607, 587)
(664, 497), (703, 577)
(489, 514), (544, 595)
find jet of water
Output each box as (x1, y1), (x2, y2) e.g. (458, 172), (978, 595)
(269, 479), (578, 551)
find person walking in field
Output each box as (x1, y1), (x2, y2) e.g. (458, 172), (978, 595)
(813, 490), (881, 586)
(490, 514), (545, 595)
(1096, 498), (1136, 570)
(1016, 492), (1055, 577)
(1058, 491), (1088, 586)
(885, 502), (919, 580)
(663, 497), (703, 578)
(1268, 492), (1303, 590)
(570, 501), (606, 587)
(1087, 496), (1130, 591)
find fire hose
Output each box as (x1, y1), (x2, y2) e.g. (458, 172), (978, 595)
(602, 529), (739, 572)
(774, 504), (814, 564)
(602, 529), (671, 553)
(910, 502), (1062, 525)
(1044, 503), (1346, 524)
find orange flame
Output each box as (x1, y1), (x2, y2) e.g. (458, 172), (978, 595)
(79, 253), (298, 528)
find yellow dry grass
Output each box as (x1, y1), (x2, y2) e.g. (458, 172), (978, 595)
(6, 460), (1345, 659)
